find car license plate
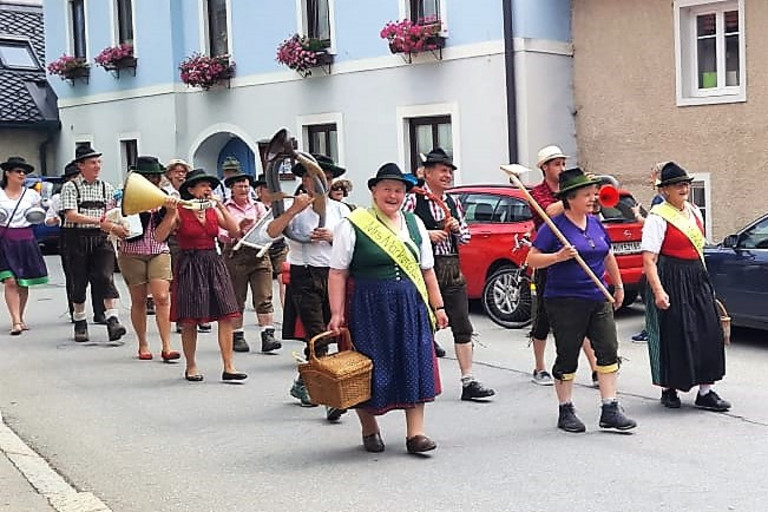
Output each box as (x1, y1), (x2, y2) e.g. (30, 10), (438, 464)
(613, 241), (642, 255)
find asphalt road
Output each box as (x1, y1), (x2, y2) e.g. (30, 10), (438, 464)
(1, 255), (767, 512)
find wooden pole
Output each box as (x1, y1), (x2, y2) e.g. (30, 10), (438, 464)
(501, 165), (614, 303)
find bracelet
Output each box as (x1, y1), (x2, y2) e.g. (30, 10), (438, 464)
(615, 285), (624, 290)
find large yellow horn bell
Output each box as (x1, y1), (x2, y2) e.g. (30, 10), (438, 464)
(121, 172), (168, 216)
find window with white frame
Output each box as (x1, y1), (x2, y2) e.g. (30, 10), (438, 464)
(205, 0), (229, 57)
(298, 0), (333, 48)
(675, 0), (745, 106)
(307, 124), (338, 162)
(69, 0), (87, 59)
(409, 0), (439, 24)
(690, 173), (712, 238)
(115, 0), (134, 46)
(408, 116), (452, 174)
(120, 139), (138, 175)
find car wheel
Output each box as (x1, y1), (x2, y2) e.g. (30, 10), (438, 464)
(481, 267), (532, 329)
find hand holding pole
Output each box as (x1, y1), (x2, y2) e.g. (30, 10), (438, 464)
(500, 164), (614, 303)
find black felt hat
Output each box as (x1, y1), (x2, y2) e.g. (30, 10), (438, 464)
(62, 160), (79, 178)
(254, 173), (267, 187)
(292, 154), (346, 178)
(0, 156), (34, 174)
(555, 167), (601, 198)
(423, 147), (457, 170)
(224, 171), (255, 188)
(73, 144), (102, 163)
(367, 163), (414, 192)
(179, 168), (221, 200)
(130, 156), (165, 175)
(657, 161), (694, 187)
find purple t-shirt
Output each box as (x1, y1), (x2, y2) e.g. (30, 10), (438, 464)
(532, 214), (611, 301)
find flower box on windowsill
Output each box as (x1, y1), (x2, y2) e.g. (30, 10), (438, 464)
(102, 56), (138, 74)
(276, 34), (334, 78)
(381, 19), (447, 64)
(179, 53), (236, 90)
(63, 65), (90, 84)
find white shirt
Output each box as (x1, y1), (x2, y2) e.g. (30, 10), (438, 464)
(263, 197), (349, 267)
(641, 201), (705, 254)
(45, 193), (62, 224)
(330, 212), (434, 270)
(0, 188), (41, 228)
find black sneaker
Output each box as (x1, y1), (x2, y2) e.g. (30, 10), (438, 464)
(434, 341), (446, 358)
(694, 390), (731, 412)
(74, 320), (89, 342)
(198, 323), (212, 333)
(261, 328), (282, 353)
(145, 297), (156, 316)
(660, 388), (681, 408)
(325, 406), (347, 422)
(558, 403), (586, 433)
(106, 316), (126, 342)
(461, 380), (496, 401)
(232, 332), (250, 353)
(599, 401), (637, 431)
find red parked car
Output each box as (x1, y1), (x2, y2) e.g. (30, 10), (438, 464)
(450, 181), (644, 328)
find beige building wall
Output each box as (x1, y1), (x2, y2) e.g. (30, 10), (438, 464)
(572, 0), (768, 240)
(0, 129), (55, 176)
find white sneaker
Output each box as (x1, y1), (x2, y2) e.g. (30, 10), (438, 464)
(532, 370), (554, 386)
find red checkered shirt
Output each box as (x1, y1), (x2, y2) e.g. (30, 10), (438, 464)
(530, 181), (558, 230)
(119, 211), (170, 255)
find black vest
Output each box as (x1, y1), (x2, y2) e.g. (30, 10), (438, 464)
(412, 192), (460, 253)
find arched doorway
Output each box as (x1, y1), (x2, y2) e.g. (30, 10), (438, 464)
(189, 127), (261, 178)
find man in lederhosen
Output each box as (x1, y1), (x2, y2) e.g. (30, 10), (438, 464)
(60, 145), (126, 343)
(263, 154), (349, 418)
(46, 161), (106, 323)
(219, 169), (281, 354)
(404, 148), (496, 402)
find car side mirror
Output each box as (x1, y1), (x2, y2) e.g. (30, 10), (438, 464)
(721, 234), (739, 248)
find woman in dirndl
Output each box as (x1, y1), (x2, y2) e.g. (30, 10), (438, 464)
(170, 168), (246, 383)
(328, 163), (449, 455)
(0, 157), (48, 335)
(641, 162), (729, 411)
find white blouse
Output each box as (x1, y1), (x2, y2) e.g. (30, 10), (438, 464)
(641, 201), (705, 254)
(0, 188), (42, 229)
(330, 212), (434, 270)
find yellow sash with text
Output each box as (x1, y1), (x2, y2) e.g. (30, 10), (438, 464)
(650, 202), (706, 264)
(348, 208), (435, 328)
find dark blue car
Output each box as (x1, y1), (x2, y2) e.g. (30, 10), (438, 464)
(705, 213), (768, 331)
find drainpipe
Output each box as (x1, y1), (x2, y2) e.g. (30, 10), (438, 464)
(37, 128), (55, 176)
(502, 0), (518, 164)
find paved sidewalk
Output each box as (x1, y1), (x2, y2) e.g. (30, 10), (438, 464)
(0, 444), (55, 512)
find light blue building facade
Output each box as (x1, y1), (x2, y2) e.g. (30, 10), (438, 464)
(44, 0), (574, 197)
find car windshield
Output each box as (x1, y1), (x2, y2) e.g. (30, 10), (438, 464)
(600, 195), (640, 223)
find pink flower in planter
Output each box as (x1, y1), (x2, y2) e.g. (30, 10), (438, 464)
(47, 54), (89, 79)
(381, 19), (444, 56)
(94, 43), (134, 69)
(275, 33), (330, 77)
(178, 53), (235, 90)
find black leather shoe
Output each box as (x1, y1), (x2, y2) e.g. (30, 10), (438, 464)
(661, 389), (681, 409)
(558, 403), (586, 433)
(106, 316), (126, 342)
(406, 435), (436, 454)
(362, 432), (385, 453)
(197, 323), (212, 333)
(433, 341), (446, 358)
(261, 328), (282, 353)
(184, 371), (204, 382)
(222, 371), (248, 382)
(695, 390), (731, 412)
(232, 332), (250, 353)
(461, 380), (496, 401)
(326, 407), (347, 422)
(74, 320), (89, 342)
(599, 401), (637, 431)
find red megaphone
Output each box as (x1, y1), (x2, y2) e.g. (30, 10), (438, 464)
(598, 184), (619, 208)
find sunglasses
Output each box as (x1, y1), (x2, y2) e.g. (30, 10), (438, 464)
(331, 186), (345, 192)
(8, 169), (27, 174)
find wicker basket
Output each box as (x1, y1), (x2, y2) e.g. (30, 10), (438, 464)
(298, 328), (372, 409)
(715, 299), (731, 345)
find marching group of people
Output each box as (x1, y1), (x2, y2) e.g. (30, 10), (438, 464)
(0, 139), (729, 454)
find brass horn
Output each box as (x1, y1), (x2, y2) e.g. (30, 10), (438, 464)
(263, 129), (327, 242)
(121, 172), (209, 216)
